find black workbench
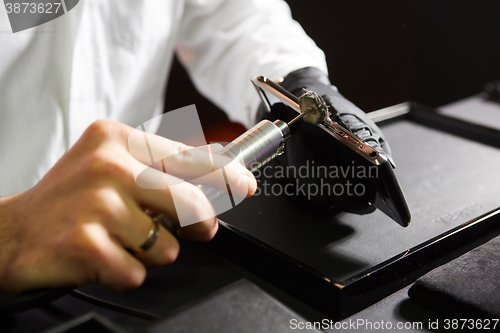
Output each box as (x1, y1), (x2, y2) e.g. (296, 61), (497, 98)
(3, 96), (500, 332)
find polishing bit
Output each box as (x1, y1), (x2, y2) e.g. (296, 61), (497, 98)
(287, 89), (330, 126)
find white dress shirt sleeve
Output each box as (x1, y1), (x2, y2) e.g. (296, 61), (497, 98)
(176, 0), (328, 127)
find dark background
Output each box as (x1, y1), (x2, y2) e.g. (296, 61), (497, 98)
(164, 0), (500, 142)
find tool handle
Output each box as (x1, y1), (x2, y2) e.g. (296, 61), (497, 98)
(198, 119), (289, 202)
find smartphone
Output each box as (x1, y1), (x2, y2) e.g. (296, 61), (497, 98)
(251, 75), (411, 227)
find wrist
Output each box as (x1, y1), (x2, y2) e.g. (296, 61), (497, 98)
(0, 195), (15, 225)
(0, 194), (21, 292)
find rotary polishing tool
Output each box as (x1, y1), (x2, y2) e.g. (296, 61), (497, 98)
(189, 87), (328, 207)
(152, 78), (330, 231)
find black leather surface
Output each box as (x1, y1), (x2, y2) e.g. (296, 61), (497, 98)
(409, 235), (500, 318)
(143, 280), (321, 333)
(7, 108), (500, 332)
(219, 119), (500, 282)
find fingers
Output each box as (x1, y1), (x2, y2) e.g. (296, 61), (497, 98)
(107, 201), (180, 266)
(127, 127), (256, 197)
(3, 120), (240, 294)
(76, 214), (179, 290)
(129, 167), (219, 241)
(81, 224), (147, 291)
(83, 120), (256, 199)
(133, 223), (180, 266)
(85, 122), (243, 263)
(14, 223), (149, 292)
(83, 124), (228, 259)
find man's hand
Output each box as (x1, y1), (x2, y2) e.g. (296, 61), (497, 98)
(0, 120), (256, 293)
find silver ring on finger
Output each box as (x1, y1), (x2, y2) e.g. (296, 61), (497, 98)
(137, 220), (160, 252)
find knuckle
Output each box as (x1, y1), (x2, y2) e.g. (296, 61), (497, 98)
(68, 223), (111, 263)
(82, 150), (129, 181)
(173, 145), (196, 168)
(81, 151), (107, 177)
(76, 227), (108, 260)
(86, 189), (126, 221)
(84, 120), (114, 141)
